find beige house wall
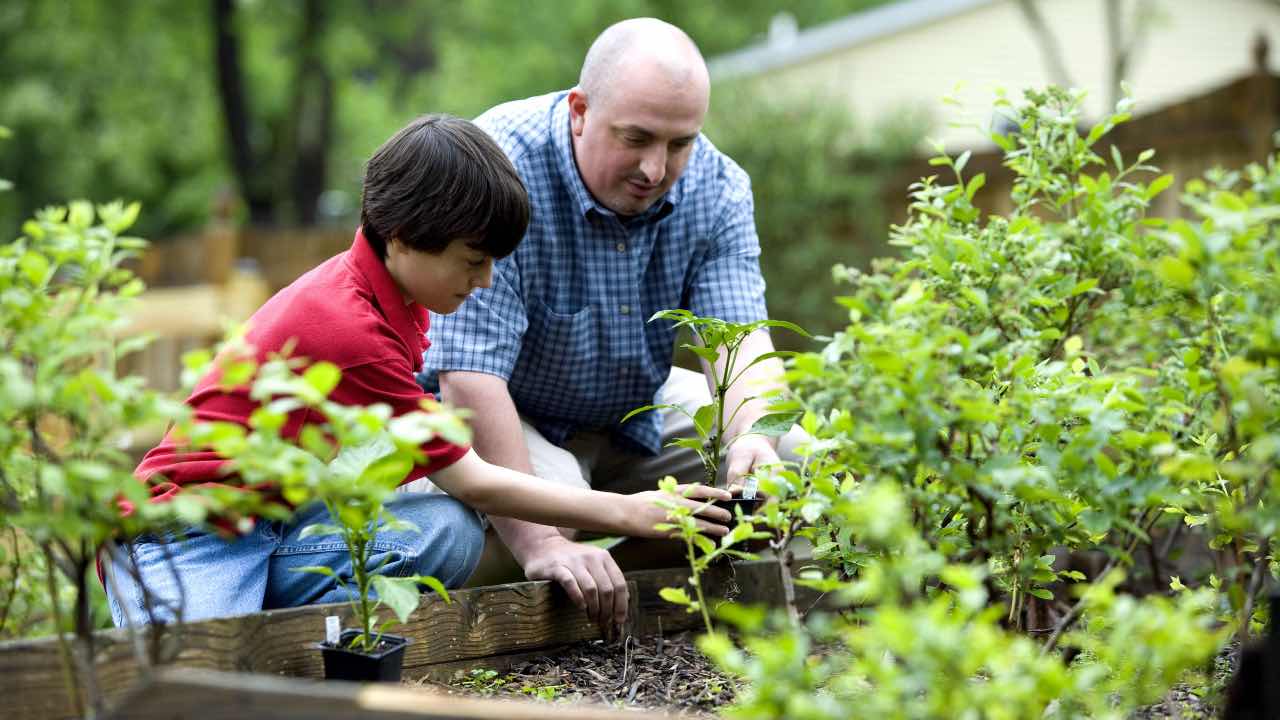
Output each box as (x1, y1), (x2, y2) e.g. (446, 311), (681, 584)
(747, 0), (1280, 150)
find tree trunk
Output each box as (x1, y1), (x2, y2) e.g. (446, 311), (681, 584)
(212, 0), (274, 225)
(286, 0), (333, 226)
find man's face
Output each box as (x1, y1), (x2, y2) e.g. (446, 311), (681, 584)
(384, 236), (493, 314)
(568, 71), (708, 217)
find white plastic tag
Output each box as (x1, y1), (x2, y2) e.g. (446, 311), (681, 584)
(741, 476), (759, 501)
(325, 615), (341, 646)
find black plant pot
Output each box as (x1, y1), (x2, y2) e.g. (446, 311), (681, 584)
(318, 629), (410, 682)
(713, 494), (761, 521)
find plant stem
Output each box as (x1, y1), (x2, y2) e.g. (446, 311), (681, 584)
(42, 545), (84, 719)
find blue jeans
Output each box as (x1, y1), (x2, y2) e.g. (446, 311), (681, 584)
(104, 493), (484, 627)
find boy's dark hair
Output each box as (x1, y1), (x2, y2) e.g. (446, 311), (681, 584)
(360, 114), (529, 260)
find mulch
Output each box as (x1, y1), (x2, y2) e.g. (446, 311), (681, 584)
(414, 632), (739, 716)
(418, 633), (1235, 718)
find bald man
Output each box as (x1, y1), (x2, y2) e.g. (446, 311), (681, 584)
(418, 18), (794, 629)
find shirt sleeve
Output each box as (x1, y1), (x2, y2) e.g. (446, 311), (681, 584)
(423, 255), (529, 384)
(334, 357), (470, 479)
(685, 159), (769, 324)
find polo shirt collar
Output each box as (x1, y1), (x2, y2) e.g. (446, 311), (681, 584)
(348, 228), (429, 360)
(551, 93), (678, 226)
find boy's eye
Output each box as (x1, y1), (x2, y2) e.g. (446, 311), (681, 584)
(468, 257), (487, 267)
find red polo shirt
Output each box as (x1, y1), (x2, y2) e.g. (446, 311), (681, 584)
(135, 229), (469, 502)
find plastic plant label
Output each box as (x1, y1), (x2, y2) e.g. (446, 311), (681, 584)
(325, 615), (341, 646)
(741, 476), (759, 501)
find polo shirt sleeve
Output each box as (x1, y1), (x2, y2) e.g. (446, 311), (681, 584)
(334, 358), (470, 475)
(685, 160), (769, 325)
(423, 256), (528, 382)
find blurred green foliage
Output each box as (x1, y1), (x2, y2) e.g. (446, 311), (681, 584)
(0, 0), (895, 240)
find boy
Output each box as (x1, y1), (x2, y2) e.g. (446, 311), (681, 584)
(106, 115), (730, 630)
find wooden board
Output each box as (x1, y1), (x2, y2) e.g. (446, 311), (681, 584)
(7, 560), (817, 719)
(105, 667), (670, 720)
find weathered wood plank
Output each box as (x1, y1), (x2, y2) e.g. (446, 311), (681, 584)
(7, 579), (609, 720)
(105, 667), (670, 720)
(7, 560), (817, 719)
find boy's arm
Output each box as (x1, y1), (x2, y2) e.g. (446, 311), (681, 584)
(438, 370), (720, 627)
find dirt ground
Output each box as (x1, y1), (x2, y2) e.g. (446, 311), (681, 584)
(417, 633), (1232, 718)
(415, 632), (737, 716)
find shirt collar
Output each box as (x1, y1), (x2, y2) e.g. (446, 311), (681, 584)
(348, 228), (430, 363)
(550, 93), (678, 226)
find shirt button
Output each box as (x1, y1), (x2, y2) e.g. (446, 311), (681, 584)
(616, 242), (626, 253)
(619, 304), (631, 315)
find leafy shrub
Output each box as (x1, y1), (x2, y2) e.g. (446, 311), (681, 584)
(695, 86), (1276, 717)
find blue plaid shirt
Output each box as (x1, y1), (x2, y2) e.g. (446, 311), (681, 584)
(421, 91), (768, 454)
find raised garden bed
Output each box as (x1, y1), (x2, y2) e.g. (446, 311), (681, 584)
(6, 560), (812, 719)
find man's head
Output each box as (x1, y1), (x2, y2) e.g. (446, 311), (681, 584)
(361, 114), (529, 312)
(568, 18), (710, 217)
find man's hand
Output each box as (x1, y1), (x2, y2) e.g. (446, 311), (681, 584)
(517, 533), (629, 632)
(724, 434), (781, 486)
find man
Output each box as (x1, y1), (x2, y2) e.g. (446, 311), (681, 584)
(419, 19), (797, 631)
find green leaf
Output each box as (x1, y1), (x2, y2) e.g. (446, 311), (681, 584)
(685, 344), (720, 364)
(291, 565), (340, 580)
(622, 403), (673, 424)
(658, 586), (692, 607)
(303, 362), (341, 398)
(1029, 588), (1054, 600)
(371, 575), (420, 624)
(1069, 278), (1098, 296)
(18, 251), (50, 285)
(692, 403), (716, 438)
(965, 172), (986, 201)
(298, 523), (342, 540)
(750, 411), (801, 437)
(1144, 173), (1174, 201)
(409, 575), (451, 604)
(1154, 257), (1195, 290)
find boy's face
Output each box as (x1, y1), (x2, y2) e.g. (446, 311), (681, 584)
(384, 236), (493, 314)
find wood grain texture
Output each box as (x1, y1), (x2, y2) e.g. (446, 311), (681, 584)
(105, 667), (670, 720)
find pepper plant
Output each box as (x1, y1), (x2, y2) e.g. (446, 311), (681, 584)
(623, 309), (806, 487)
(625, 310), (805, 631)
(182, 346), (468, 652)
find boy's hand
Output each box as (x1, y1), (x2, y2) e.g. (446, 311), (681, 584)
(629, 484), (733, 538)
(519, 534), (629, 631)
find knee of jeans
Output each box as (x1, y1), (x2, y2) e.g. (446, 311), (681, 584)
(423, 498), (484, 586)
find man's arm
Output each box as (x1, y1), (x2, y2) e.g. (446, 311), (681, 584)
(437, 370), (632, 629)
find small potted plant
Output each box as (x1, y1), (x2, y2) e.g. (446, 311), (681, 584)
(192, 356), (470, 682)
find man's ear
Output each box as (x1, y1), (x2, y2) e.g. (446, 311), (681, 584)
(567, 87), (588, 136)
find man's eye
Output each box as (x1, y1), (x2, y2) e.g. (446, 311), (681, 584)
(468, 258), (486, 267)
(623, 135), (646, 146)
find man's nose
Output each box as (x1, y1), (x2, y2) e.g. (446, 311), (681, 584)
(639, 146), (667, 185)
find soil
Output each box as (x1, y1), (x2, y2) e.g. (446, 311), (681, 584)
(418, 635), (1235, 718)
(415, 632), (739, 716)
